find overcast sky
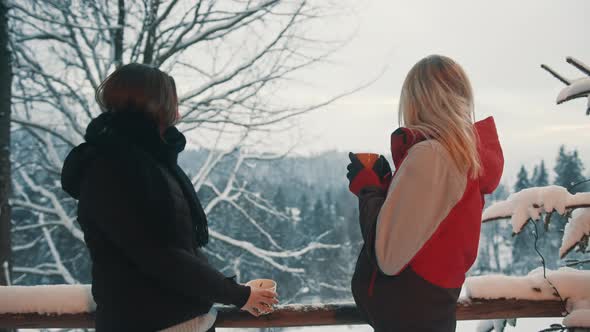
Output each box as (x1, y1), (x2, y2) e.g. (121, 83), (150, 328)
(283, 0), (590, 186)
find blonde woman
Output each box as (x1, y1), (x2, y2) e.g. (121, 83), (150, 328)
(346, 55), (504, 331)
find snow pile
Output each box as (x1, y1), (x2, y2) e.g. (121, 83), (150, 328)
(563, 306), (590, 327)
(560, 208), (590, 257)
(0, 284), (95, 314)
(475, 320), (496, 332)
(476, 319), (516, 332)
(482, 185), (590, 233)
(557, 77), (590, 104)
(465, 267), (590, 327)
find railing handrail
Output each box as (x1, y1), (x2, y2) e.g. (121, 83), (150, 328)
(0, 299), (565, 328)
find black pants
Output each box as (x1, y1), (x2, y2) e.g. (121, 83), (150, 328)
(352, 253), (460, 332)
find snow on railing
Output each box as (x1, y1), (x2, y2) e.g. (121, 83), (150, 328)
(465, 268), (590, 328)
(0, 285), (568, 329)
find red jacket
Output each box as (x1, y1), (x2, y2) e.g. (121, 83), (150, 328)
(351, 117), (503, 330)
(389, 116), (504, 287)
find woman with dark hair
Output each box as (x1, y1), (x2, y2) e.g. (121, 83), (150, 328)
(61, 63), (277, 332)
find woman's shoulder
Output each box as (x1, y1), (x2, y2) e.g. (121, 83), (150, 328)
(403, 140), (465, 180)
(84, 143), (167, 194)
(406, 140), (452, 163)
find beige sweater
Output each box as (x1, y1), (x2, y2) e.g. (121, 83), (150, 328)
(375, 140), (467, 276)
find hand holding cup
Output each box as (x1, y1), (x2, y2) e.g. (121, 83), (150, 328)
(241, 279), (278, 317)
(347, 152), (392, 195)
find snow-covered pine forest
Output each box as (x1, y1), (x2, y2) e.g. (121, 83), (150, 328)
(9, 145), (590, 297)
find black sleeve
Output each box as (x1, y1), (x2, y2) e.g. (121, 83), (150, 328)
(80, 156), (250, 307)
(358, 186), (387, 263)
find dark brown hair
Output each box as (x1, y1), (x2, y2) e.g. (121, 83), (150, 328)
(96, 63), (179, 128)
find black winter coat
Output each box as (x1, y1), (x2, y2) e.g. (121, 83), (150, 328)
(61, 111), (250, 331)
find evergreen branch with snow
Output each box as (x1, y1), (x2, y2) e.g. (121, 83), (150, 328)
(482, 185), (590, 259)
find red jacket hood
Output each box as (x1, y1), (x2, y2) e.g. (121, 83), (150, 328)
(474, 116), (504, 194)
(390, 116), (503, 194)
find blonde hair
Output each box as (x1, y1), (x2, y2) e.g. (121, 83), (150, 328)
(398, 55), (481, 178)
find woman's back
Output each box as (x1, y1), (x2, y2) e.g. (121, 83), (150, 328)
(347, 55), (504, 332)
(62, 111), (249, 331)
(61, 63), (275, 331)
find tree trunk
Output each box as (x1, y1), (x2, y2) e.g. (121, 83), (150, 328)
(0, 0), (12, 279)
(114, 0), (125, 68)
(143, 0), (160, 65)
(0, 0), (13, 331)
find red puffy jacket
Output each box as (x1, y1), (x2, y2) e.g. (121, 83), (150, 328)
(351, 117), (503, 331)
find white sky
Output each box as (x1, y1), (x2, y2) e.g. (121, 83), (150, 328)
(283, 0), (590, 186)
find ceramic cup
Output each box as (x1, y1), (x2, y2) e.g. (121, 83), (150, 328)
(246, 279), (277, 292)
(355, 153), (379, 169)
(245, 279), (277, 315)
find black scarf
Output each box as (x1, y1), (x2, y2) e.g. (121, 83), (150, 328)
(84, 111), (209, 247)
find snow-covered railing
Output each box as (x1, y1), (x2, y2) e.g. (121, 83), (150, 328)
(0, 285), (567, 328)
(0, 300), (566, 329)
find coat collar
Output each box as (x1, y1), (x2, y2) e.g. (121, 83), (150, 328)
(389, 116), (503, 194)
(85, 111), (186, 166)
(390, 127), (426, 169)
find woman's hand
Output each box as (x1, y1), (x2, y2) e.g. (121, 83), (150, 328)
(241, 286), (278, 317)
(347, 153), (392, 196)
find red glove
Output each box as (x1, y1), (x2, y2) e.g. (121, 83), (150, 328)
(346, 153), (392, 196)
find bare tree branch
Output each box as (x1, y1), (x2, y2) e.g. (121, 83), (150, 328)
(9, 0), (358, 295)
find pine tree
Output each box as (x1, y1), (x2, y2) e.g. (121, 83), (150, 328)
(514, 165), (531, 192)
(298, 193), (311, 219)
(512, 165), (539, 272)
(478, 184), (512, 273)
(540, 146), (589, 270)
(554, 146), (587, 193)
(313, 198), (327, 226)
(531, 165), (539, 185)
(272, 186), (286, 213)
(489, 183), (509, 203)
(569, 151), (587, 193)
(297, 192), (317, 241)
(554, 146), (568, 186)
(534, 160), (549, 187)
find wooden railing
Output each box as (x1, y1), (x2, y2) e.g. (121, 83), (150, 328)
(0, 299), (565, 328)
